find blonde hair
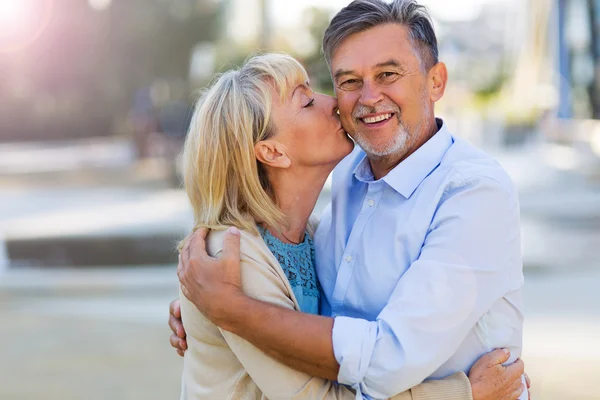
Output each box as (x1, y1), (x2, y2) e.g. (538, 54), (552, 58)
(181, 53), (309, 237)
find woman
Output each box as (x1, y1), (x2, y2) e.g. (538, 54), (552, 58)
(177, 53), (525, 400)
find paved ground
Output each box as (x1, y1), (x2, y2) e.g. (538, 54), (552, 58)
(1, 267), (599, 399)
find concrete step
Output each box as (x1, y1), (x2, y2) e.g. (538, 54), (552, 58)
(0, 186), (192, 268)
(6, 234), (182, 268)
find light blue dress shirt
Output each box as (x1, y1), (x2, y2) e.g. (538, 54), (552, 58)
(314, 120), (525, 399)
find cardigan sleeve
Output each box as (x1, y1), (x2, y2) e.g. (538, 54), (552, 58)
(406, 373), (473, 400)
(219, 244), (356, 399)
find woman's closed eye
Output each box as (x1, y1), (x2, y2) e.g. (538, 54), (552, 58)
(303, 98), (315, 108)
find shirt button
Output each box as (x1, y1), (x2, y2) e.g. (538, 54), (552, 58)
(345, 255), (353, 263)
(367, 199), (375, 207)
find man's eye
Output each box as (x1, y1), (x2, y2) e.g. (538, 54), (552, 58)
(303, 98), (315, 108)
(339, 79), (360, 90)
(381, 72), (397, 78)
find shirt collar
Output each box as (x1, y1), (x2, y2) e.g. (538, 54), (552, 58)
(353, 152), (375, 182)
(352, 118), (454, 198)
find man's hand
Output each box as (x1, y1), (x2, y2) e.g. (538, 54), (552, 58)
(469, 349), (529, 400)
(177, 227), (244, 328)
(169, 299), (187, 357)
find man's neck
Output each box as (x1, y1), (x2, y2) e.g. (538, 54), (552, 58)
(267, 166), (332, 244)
(369, 118), (440, 180)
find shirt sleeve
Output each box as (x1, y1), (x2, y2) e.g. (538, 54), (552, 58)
(332, 176), (521, 399)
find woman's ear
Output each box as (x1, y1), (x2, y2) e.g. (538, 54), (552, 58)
(254, 140), (291, 169)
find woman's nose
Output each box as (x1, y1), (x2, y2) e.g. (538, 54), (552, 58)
(318, 93), (339, 116)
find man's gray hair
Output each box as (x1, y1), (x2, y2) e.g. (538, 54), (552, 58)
(322, 0), (439, 71)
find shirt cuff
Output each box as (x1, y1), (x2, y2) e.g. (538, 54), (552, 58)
(411, 372), (473, 400)
(332, 316), (378, 387)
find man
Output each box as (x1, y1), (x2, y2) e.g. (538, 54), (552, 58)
(174, 1), (526, 399)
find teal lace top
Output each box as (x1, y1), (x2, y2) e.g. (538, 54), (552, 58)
(258, 225), (320, 315)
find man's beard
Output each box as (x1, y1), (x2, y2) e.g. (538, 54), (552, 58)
(350, 95), (429, 159)
(351, 103), (411, 158)
(353, 119), (410, 158)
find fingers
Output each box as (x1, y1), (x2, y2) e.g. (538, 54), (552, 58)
(180, 283), (190, 301)
(177, 255), (186, 284)
(168, 299), (188, 357)
(168, 313), (185, 339)
(197, 227), (210, 240)
(491, 348), (511, 366)
(507, 377), (523, 393)
(181, 238), (191, 266)
(524, 372), (531, 388)
(170, 334), (187, 351)
(189, 227), (210, 262)
(500, 360), (526, 400)
(505, 358), (525, 380)
(170, 333), (182, 349)
(221, 226), (241, 262)
(169, 299), (181, 319)
(474, 348), (510, 369)
(170, 333), (180, 349)
(508, 384), (525, 400)
(170, 333), (187, 356)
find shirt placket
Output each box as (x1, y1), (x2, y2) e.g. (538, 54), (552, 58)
(331, 181), (384, 315)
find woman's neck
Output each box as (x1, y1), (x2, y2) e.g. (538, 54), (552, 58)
(267, 166), (331, 244)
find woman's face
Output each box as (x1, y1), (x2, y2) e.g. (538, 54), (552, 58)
(269, 82), (354, 169)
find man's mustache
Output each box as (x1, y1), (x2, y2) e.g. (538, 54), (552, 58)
(352, 104), (401, 119)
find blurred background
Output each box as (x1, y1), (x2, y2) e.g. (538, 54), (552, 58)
(0, 0), (598, 399)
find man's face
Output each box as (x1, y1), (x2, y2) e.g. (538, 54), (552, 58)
(331, 23), (433, 159)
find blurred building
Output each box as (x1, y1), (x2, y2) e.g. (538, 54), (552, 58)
(511, 0), (599, 122)
(556, 0), (599, 120)
(437, 3), (520, 96)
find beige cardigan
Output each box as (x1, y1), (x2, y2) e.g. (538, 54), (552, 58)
(180, 228), (473, 400)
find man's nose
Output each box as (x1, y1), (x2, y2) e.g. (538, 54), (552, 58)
(359, 81), (384, 108)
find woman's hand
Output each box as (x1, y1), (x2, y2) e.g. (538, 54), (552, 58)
(469, 349), (529, 400)
(168, 299), (187, 357)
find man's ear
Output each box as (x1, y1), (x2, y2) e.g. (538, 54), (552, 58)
(428, 62), (448, 103)
(254, 140), (291, 169)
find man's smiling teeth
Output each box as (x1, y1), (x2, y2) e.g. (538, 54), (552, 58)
(362, 113), (392, 124)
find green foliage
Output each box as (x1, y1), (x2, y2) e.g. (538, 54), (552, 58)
(301, 7), (335, 95)
(473, 72), (508, 102)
